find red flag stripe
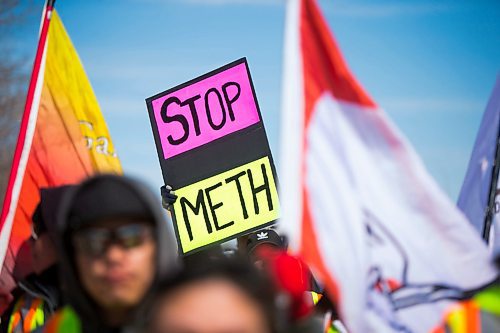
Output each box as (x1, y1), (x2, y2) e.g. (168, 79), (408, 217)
(301, 0), (376, 130)
(0, 3), (54, 265)
(301, 188), (341, 304)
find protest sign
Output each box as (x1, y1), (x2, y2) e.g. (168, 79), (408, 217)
(146, 58), (280, 254)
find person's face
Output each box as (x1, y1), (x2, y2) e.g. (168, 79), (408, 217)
(151, 278), (271, 333)
(72, 218), (156, 311)
(30, 233), (57, 274)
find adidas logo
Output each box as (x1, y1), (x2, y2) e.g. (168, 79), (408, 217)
(256, 232), (268, 240)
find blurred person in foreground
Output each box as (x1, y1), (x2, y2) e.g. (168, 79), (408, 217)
(149, 256), (327, 333)
(44, 175), (178, 333)
(148, 258), (281, 333)
(0, 186), (73, 333)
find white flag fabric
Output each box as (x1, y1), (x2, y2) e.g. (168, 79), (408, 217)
(279, 1), (498, 332)
(457, 78), (500, 258)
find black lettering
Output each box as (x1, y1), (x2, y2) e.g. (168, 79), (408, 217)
(205, 88), (226, 130)
(205, 182), (234, 231)
(161, 97), (189, 145)
(180, 95), (202, 136)
(180, 190), (211, 241)
(222, 82), (241, 122)
(247, 164), (273, 215)
(225, 171), (248, 219)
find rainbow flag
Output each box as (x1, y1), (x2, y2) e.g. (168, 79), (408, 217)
(0, 0), (122, 294)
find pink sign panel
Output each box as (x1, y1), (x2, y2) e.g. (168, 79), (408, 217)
(149, 61), (260, 159)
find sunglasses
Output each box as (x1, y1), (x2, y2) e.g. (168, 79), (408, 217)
(72, 223), (154, 257)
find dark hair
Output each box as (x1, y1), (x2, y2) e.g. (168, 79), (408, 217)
(150, 258), (280, 333)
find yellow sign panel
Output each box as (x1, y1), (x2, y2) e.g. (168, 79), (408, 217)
(172, 156), (280, 253)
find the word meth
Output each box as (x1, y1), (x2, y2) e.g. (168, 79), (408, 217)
(172, 156), (280, 253)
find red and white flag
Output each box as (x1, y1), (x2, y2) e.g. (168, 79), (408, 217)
(279, 0), (498, 332)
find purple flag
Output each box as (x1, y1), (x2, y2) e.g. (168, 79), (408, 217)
(457, 76), (500, 257)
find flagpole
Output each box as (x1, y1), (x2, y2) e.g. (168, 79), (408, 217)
(483, 126), (500, 242)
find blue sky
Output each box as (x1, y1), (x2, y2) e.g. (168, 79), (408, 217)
(13, 0), (500, 200)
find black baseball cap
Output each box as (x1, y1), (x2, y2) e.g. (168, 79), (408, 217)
(246, 229), (286, 256)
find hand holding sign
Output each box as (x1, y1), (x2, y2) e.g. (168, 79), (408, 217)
(147, 58), (280, 254)
(161, 185), (177, 211)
